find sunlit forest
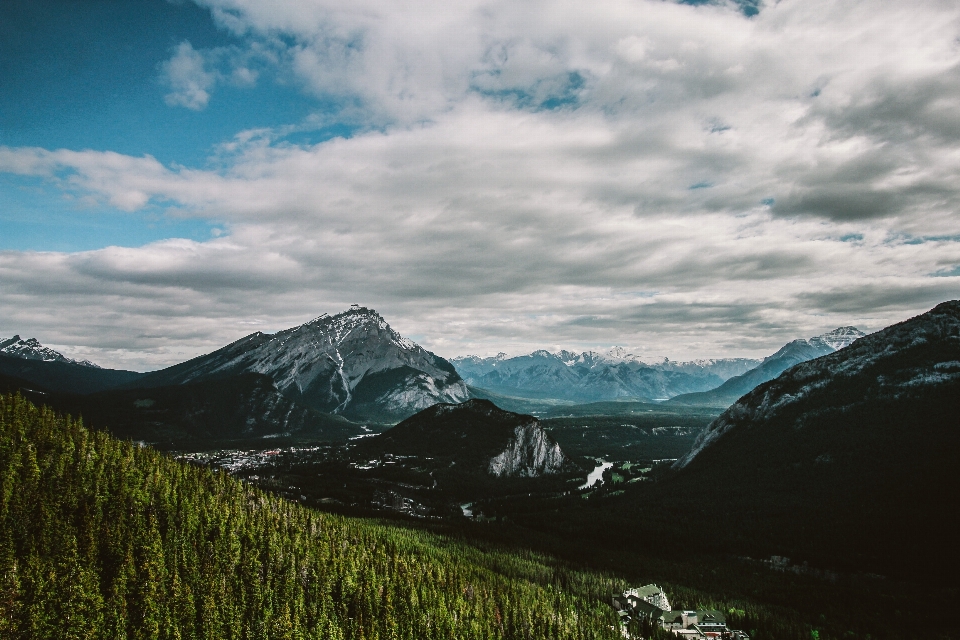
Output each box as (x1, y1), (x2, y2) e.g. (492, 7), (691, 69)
(0, 393), (621, 639)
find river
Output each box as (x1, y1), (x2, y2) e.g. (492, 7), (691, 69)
(580, 460), (613, 490)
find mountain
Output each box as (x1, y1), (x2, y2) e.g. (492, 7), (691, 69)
(451, 349), (743, 403)
(130, 306), (468, 422)
(0, 334), (99, 367)
(658, 303), (960, 581)
(0, 341), (143, 394)
(356, 399), (572, 483)
(666, 326), (865, 407)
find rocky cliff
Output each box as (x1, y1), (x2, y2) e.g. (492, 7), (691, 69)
(487, 420), (567, 477)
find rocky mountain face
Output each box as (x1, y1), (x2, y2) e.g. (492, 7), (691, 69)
(0, 335), (99, 367)
(358, 399), (570, 479)
(451, 349), (754, 402)
(666, 327), (866, 408)
(132, 306), (468, 422)
(659, 302), (960, 581)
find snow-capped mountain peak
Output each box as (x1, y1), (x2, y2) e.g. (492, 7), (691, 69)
(0, 335), (100, 368)
(813, 326), (866, 351)
(602, 346), (644, 363)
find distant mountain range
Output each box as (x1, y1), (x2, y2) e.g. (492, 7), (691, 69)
(0, 313), (869, 445)
(452, 350), (756, 403)
(452, 327), (864, 405)
(666, 327), (865, 407)
(0, 334), (100, 367)
(0, 335), (146, 395)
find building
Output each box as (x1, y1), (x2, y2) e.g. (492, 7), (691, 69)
(612, 585), (750, 639)
(612, 583), (672, 614)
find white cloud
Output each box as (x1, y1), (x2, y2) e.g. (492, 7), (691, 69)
(3, 0), (960, 368)
(161, 41), (216, 110)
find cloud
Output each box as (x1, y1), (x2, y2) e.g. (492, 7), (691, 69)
(158, 40), (267, 109)
(3, 0), (960, 368)
(161, 41), (216, 110)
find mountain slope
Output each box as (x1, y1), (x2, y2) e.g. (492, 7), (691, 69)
(0, 369), (364, 446)
(74, 374), (362, 446)
(666, 327), (865, 407)
(658, 303), (960, 581)
(130, 306), (468, 422)
(0, 353), (143, 394)
(0, 392), (620, 639)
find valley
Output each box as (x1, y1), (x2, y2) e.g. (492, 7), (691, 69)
(174, 401), (715, 521)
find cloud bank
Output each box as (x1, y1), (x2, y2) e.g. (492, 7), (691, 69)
(2, 0), (960, 369)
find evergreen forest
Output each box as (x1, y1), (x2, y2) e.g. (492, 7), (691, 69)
(0, 393), (622, 640)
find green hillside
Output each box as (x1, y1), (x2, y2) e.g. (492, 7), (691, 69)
(0, 393), (620, 640)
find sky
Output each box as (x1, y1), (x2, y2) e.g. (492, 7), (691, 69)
(1, 0), (959, 371)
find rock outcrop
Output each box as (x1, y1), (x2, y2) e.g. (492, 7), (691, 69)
(487, 420), (566, 477)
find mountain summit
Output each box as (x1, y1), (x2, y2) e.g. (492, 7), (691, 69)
(810, 326), (864, 351)
(133, 306), (468, 422)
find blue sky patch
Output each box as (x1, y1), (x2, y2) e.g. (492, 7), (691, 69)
(931, 265), (960, 277)
(0, 174), (219, 252)
(0, 0), (321, 169)
(679, 0), (761, 17)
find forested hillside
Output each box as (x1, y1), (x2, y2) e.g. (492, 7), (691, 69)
(0, 393), (619, 640)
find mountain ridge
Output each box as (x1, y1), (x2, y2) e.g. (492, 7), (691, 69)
(451, 350), (748, 403)
(677, 305), (953, 469)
